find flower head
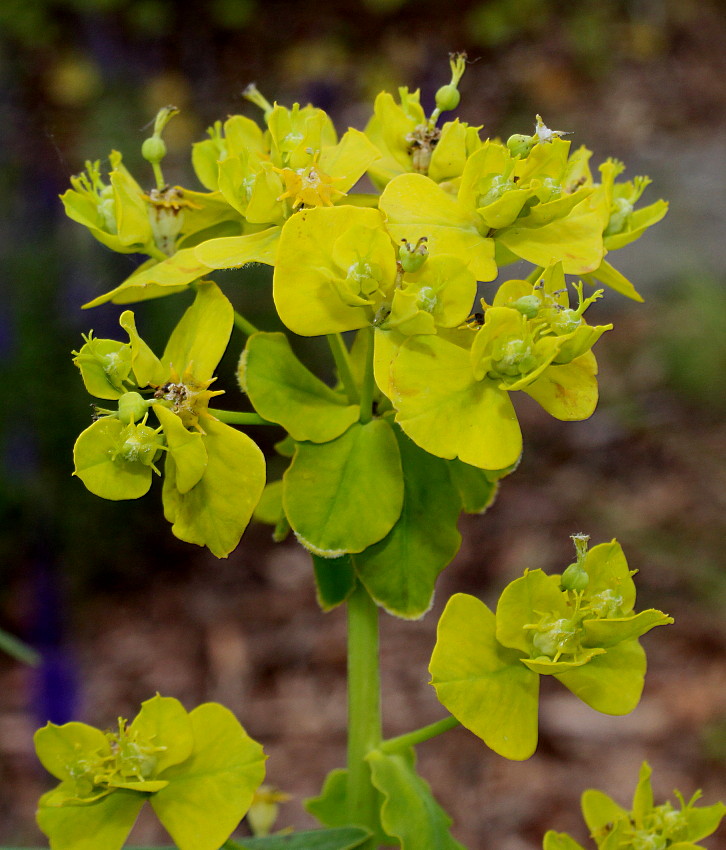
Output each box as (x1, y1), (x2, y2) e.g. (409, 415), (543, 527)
(34, 695), (266, 850)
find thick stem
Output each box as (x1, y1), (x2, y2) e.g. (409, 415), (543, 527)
(346, 581), (382, 839)
(380, 715), (460, 754)
(357, 326), (375, 425)
(327, 333), (360, 404)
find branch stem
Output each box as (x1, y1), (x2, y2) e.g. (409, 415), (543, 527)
(327, 333), (360, 404)
(380, 716), (460, 754)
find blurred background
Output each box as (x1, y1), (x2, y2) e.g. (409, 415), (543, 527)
(1, 0), (726, 847)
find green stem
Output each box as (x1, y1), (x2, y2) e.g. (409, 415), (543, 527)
(147, 245), (169, 262)
(208, 409), (274, 426)
(0, 628), (40, 667)
(346, 581), (382, 840)
(151, 160), (166, 192)
(526, 265), (545, 285)
(357, 326), (375, 425)
(380, 716), (460, 754)
(233, 310), (259, 337)
(327, 333), (360, 404)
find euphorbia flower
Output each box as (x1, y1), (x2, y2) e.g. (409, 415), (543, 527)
(364, 84), (482, 189)
(379, 133), (606, 283)
(543, 762), (726, 850)
(272, 204), (477, 340)
(429, 539), (673, 760)
(386, 264), (611, 471)
(64, 153), (243, 309)
(34, 695), (266, 850)
(72, 282), (265, 557)
(190, 100), (380, 274)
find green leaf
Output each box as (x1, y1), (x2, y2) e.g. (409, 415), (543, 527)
(253, 480), (285, 525)
(496, 198), (604, 275)
(229, 826), (373, 849)
(118, 312), (166, 387)
(683, 801), (726, 842)
(542, 831), (587, 850)
(73, 338), (132, 400)
(581, 788), (628, 834)
(447, 458), (498, 514)
(150, 703), (266, 850)
(305, 768), (393, 847)
(429, 593), (539, 760)
(367, 748), (465, 850)
(34, 722), (110, 782)
(379, 173), (497, 282)
(283, 420), (403, 557)
(37, 788), (145, 850)
(495, 569), (565, 655)
(162, 418), (266, 558)
(194, 226), (280, 269)
(582, 609), (673, 648)
(153, 406), (208, 494)
(241, 333), (360, 442)
(127, 695), (195, 775)
(73, 419), (154, 501)
(523, 355), (599, 421)
(312, 554), (357, 612)
(162, 282), (233, 382)
(391, 334), (522, 471)
(355, 428), (462, 619)
(555, 639), (646, 715)
(272, 206), (396, 336)
(581, 259), (643, 302)
(83, 248), (211, 308)
(0, 628), (40, 665)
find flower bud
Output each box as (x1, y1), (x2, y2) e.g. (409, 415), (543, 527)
(117, 391), (150, 424)
(399, 237), (428, 273)
(506, 133), (535, 158)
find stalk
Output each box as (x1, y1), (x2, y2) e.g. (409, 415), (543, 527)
(380, 716), (460, 754)
(207, 409), (273, 426)
(357, 326), (375, 425)
(346, 581), (382, 843)
(327, 333), (360, 404)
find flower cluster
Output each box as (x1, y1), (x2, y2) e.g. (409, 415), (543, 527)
(429, 537), (673, 760)
(72, 282), (265, 557)
(34, 695), (266, 850)
(543, 762), (726, 850)
(65, 55), (666, 562)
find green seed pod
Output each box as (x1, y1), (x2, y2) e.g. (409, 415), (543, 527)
(512, 295), (541, 319)
(113, 422), (165, 467)
(117, 391), (149, 424)
(435, 83), (461, 113)
(141, 135), (167, 164)
(549, 308), (581, 335)
(560, 561), (590, 591)
(506, 133), (535, 158)
(399, 237), (428, 273)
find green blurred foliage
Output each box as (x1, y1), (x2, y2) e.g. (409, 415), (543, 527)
(654, 277), (726, 416)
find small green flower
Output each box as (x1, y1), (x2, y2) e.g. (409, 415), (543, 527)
(429, 539), (672, 760)
(72, 282), (266, 557)
(386, 264), (610, 471)
(34, 695), (266, 850)
(543, 762), (726, 850)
